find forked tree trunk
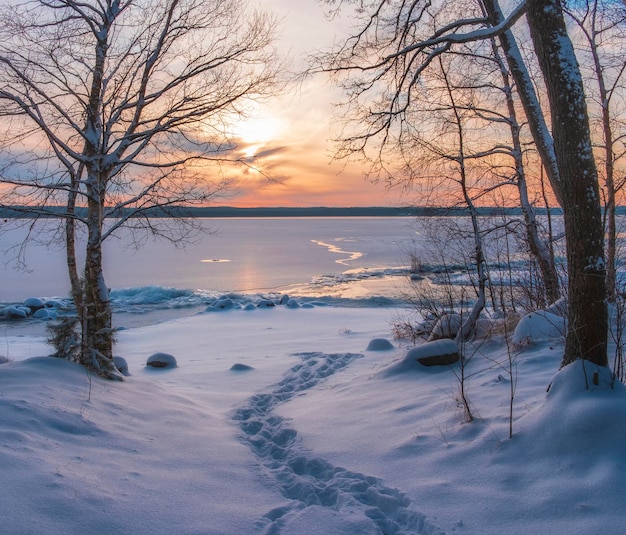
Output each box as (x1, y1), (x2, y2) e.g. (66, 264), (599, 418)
(481, 0), (564, 205)
(526, 0), (608, 367)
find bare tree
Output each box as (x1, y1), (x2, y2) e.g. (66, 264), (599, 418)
(0, 0), (280, 378)
(565, 1), (626, 301)
(315, 0), (608, 367)
(403, 48), (494, 341)
(526, 0), (607, 367)
(485, 30), (560, 306)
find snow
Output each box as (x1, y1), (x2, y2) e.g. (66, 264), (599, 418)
(511, 309), (566, 347)
(2, 304), (626, 534)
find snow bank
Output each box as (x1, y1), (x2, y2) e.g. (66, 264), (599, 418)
(2, 306), (626, 535)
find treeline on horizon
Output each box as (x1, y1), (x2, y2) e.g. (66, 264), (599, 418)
(0, 205), (576, 219)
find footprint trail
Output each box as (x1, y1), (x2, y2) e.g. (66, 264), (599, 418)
(233, 352), (445, 534)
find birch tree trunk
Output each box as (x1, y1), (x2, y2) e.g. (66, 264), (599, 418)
(80, 25), (118, 378)
(82, 173), (118, 378)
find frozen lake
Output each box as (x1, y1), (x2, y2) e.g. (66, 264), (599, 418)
(0, 217), (420, 304)
(1, 213), (576, 334)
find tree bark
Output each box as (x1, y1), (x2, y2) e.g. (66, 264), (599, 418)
(526, 0), (608, 367)
(82, 173), (118, 378)
(66, 169), (84, 320)
(80, 26), (119, 378)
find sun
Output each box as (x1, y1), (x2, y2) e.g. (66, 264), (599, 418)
(233, 109), (284, 158)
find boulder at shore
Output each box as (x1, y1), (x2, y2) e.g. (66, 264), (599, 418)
(406, 339), (460, 367)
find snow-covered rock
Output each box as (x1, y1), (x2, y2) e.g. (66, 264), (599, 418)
(113, 356), (130, 376)
(544, 297), (567, 317)
(146, 352), (177, 369)
(512, 310), (566, 347)
(44, 300), (67, 310)
(206, 298), (235, 311)
(407, 339), (460, 366)
(23, 297), (45, 310)
(1, 306), (30, 319)
(366, 338), (394, 351)
(33, 308), (56, 320)
(230, 363), (254, 372)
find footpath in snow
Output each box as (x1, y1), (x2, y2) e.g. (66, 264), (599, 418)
(235, 350), (444, 534)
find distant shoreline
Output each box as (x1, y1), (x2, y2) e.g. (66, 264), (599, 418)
(0, 205), (575, 219)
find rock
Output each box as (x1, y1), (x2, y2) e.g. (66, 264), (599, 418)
(286, 298), (300, 308)
(113, 356), (130, 376)
(230, 363), (254, 372)
(45, 300), (67, 310)
(1, 306), (30, 319)
(146, 352), (177, 369)
(23, 297), (45, 310)
(33, 308), (56, 320)
(0, 355), (10, 365)
(206, 298), (234, 311)
(256, 299), (275, 308)
(279, 294), (290, 305)
(366, 338), (394, 351)
(406, 339), (460, 367)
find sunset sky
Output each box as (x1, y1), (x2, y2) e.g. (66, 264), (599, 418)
(228, 0), (404, 208)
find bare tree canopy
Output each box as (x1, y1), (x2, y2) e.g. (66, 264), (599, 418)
(0, 0), (281, 377)
(313, 0), (611, 367)
(0, 0), (279, 212)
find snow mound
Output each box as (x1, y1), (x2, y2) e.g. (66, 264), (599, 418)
(385, 339), (459, 374)
(512, 310), (565, 347)
(511, 360), (626, 478)
(428, 313), (461, 341)
(366, 338), (394, 351)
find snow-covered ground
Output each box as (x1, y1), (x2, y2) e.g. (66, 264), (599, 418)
(2, 303), (625, 534)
